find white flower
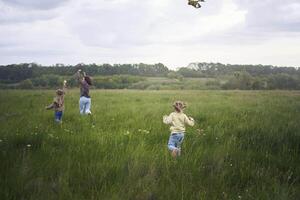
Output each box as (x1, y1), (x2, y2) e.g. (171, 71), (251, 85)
(0, 139), (2, 142)
(27, 144), (31, 148)
(238, 195), (242, 199)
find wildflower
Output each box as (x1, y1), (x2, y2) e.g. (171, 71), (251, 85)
(124, 131), (130, 135)
(0, 139), (2, 142)
(230, 163), (233, 167)
(197, 129), (204, 134)
(238, 195), (242, 199)
(27, 144), (31, 148)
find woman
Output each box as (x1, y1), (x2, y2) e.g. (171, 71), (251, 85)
(77, 69), (92, 115)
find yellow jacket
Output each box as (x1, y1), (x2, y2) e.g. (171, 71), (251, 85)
(163, 112), (195, 133)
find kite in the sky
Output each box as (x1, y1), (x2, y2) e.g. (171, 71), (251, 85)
(188, 0), (206, 8)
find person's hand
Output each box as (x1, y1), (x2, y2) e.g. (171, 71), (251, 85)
(189, 117), (194, 121)
(163, 115), (172, 125)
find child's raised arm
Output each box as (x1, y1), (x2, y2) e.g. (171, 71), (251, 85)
(76, 69), (84, 84)
(63, 80), (67, 93)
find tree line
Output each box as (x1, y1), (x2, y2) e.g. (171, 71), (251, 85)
(0, 62), (299, 90)
(0, 63), (169, 83)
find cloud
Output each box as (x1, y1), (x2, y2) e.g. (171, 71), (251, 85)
(1, 0), (70, 10)
(0, 0), (299, 67)
(193, 0), (300, 45)
(63, 0), (243, 48)
(233, 0), (300, 32)
(0, 0), (71, 24)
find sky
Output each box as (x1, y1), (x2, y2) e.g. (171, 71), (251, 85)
(0, 0), (300, 69)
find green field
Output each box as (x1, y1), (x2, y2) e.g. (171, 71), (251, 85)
(0, 90), (300, 200)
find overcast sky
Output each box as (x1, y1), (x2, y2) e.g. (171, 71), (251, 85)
(1, 0), (300, 68)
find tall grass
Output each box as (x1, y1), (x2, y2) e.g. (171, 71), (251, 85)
(0, 90), (299, 200)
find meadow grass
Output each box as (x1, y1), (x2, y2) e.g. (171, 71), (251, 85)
(0, 90), (300, 200)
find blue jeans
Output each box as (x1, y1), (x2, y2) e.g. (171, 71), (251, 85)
(168, 133), (185, 151)
(55, 111), (63, 123)
(79, 96), (91, 115)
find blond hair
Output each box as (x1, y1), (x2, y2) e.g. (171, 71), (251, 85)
(173, 101), (187, 112)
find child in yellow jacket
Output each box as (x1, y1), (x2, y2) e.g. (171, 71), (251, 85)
(163, 101), (195, 157)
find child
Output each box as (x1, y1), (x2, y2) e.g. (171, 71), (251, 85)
(76, 69), (92, 115)
(46, 80), (67, 123)
(163, 101), (195, 157)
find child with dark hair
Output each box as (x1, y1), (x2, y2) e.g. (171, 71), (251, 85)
(46, 80), (67, 123)
(76, 69), (92, 115)
(163, 101), (195, 157)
